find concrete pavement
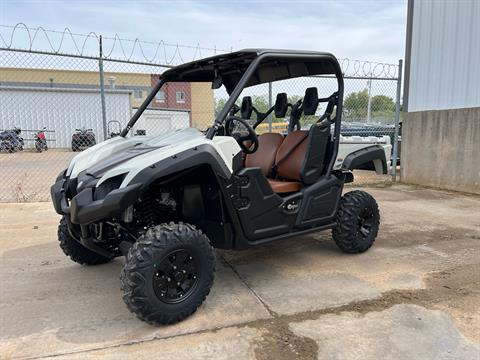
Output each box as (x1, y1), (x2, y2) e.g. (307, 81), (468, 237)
(0, 185), (479, 359)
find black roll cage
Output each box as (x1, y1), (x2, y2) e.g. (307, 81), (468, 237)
(120, 49), (344, 177)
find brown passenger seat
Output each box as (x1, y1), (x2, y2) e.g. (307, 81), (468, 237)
(245, 133), (284, 176)
(244, 92), (290, 177)
(267, 130), (309, 193)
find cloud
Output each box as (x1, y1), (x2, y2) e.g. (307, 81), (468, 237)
(1, 0), (407, 64)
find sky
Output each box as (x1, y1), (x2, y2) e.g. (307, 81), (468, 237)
(0, 0), (408, 66)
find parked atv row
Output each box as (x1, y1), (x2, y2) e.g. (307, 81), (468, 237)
(71, 128), (96, 152)
(0, 127), (24, 152)
(0, 127), (50, 153)
(34, 127), (48, 152)
(0, 126), (132, 153)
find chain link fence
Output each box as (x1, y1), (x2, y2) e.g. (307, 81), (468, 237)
(0, 25), (401, 202)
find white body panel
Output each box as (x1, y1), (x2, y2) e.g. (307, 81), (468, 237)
(67, 128), (241, 188)
(336, 135), (392, 174)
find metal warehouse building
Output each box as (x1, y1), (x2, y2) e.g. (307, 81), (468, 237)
(0, 67), (213, 149)
(402, 0), (480, 194)
(0, 86), (131, 148)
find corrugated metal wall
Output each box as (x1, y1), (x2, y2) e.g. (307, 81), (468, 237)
(0, 87), (131, 148)
(406, 0), (480, 112)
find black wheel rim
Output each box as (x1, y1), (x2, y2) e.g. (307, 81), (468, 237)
(152, 249), (199, 304)
(357, 207), (374, 239)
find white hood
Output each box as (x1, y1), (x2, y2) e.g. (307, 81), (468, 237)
(67, 128), (240, 188)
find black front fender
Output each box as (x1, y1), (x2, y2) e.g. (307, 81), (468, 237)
(341, 145), (388, 174)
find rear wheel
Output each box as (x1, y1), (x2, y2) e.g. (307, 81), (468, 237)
(121, 222), (215, 325)
(332, 190), (380, 253)
(58, 217), (112, 265)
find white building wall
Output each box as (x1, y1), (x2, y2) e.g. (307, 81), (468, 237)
(0, 87), (131, 148)
(133, 109), (190, 137)
(407, 0), (480, 112)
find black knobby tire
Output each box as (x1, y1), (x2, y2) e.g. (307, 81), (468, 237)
(58, 217), (112, 265)
(121, 222), (215, 325)
(332, 190), (380, 254)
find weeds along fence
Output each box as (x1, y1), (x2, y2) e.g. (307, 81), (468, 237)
(0, 24), (401, 202)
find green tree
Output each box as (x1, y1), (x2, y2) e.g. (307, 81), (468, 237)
(252, 95), (269, 114)
(371, 95), (395, 116)
(343, 90), (396, 121)
(287, 95), (302, 106)
(214, 98), (227, 117)
(343, 90), (369, 119)
(215, 95), (270, 118)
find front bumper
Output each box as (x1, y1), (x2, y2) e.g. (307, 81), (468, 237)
(51, 175), (142, 224)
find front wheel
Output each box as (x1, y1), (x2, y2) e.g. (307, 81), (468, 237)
(121, 222), (215, 325)
(332, 190), (380, 253)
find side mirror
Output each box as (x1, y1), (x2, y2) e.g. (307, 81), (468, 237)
(274, 93), (288, 118)
(241, 96), (253, 119)
(303, 87), (319, 115)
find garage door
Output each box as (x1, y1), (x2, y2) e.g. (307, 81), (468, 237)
(132, 109), (190, 136)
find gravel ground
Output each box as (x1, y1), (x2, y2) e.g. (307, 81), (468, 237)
(0, 185), (479, 359)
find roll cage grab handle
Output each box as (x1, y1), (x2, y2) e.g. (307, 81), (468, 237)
(120, 53), (344, 177)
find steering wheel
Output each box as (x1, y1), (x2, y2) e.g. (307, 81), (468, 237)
(225, 116), (259, 154)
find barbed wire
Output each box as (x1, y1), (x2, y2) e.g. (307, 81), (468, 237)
(0, 23), (398, 78)
(338, 58), (398, 79)
(0, 23), (228, 65)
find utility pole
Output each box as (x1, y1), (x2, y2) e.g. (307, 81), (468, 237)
(392, 59), (403, 182)
(268, 82), (273, 132)
(366, 73), (372, 123)
(98, 35), (108, 140)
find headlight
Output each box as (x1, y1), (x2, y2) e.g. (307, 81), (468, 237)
(94, 174), (126, 200)
(76, 172), (97, 193)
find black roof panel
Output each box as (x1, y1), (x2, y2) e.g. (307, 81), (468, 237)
(162, 49), (342, 93)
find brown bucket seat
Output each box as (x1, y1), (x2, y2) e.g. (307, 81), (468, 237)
(267, 87), (331, 194)
(245, 132), (284, 176)
(244, 93), (290, 176)
(267, 130), (309, 193)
